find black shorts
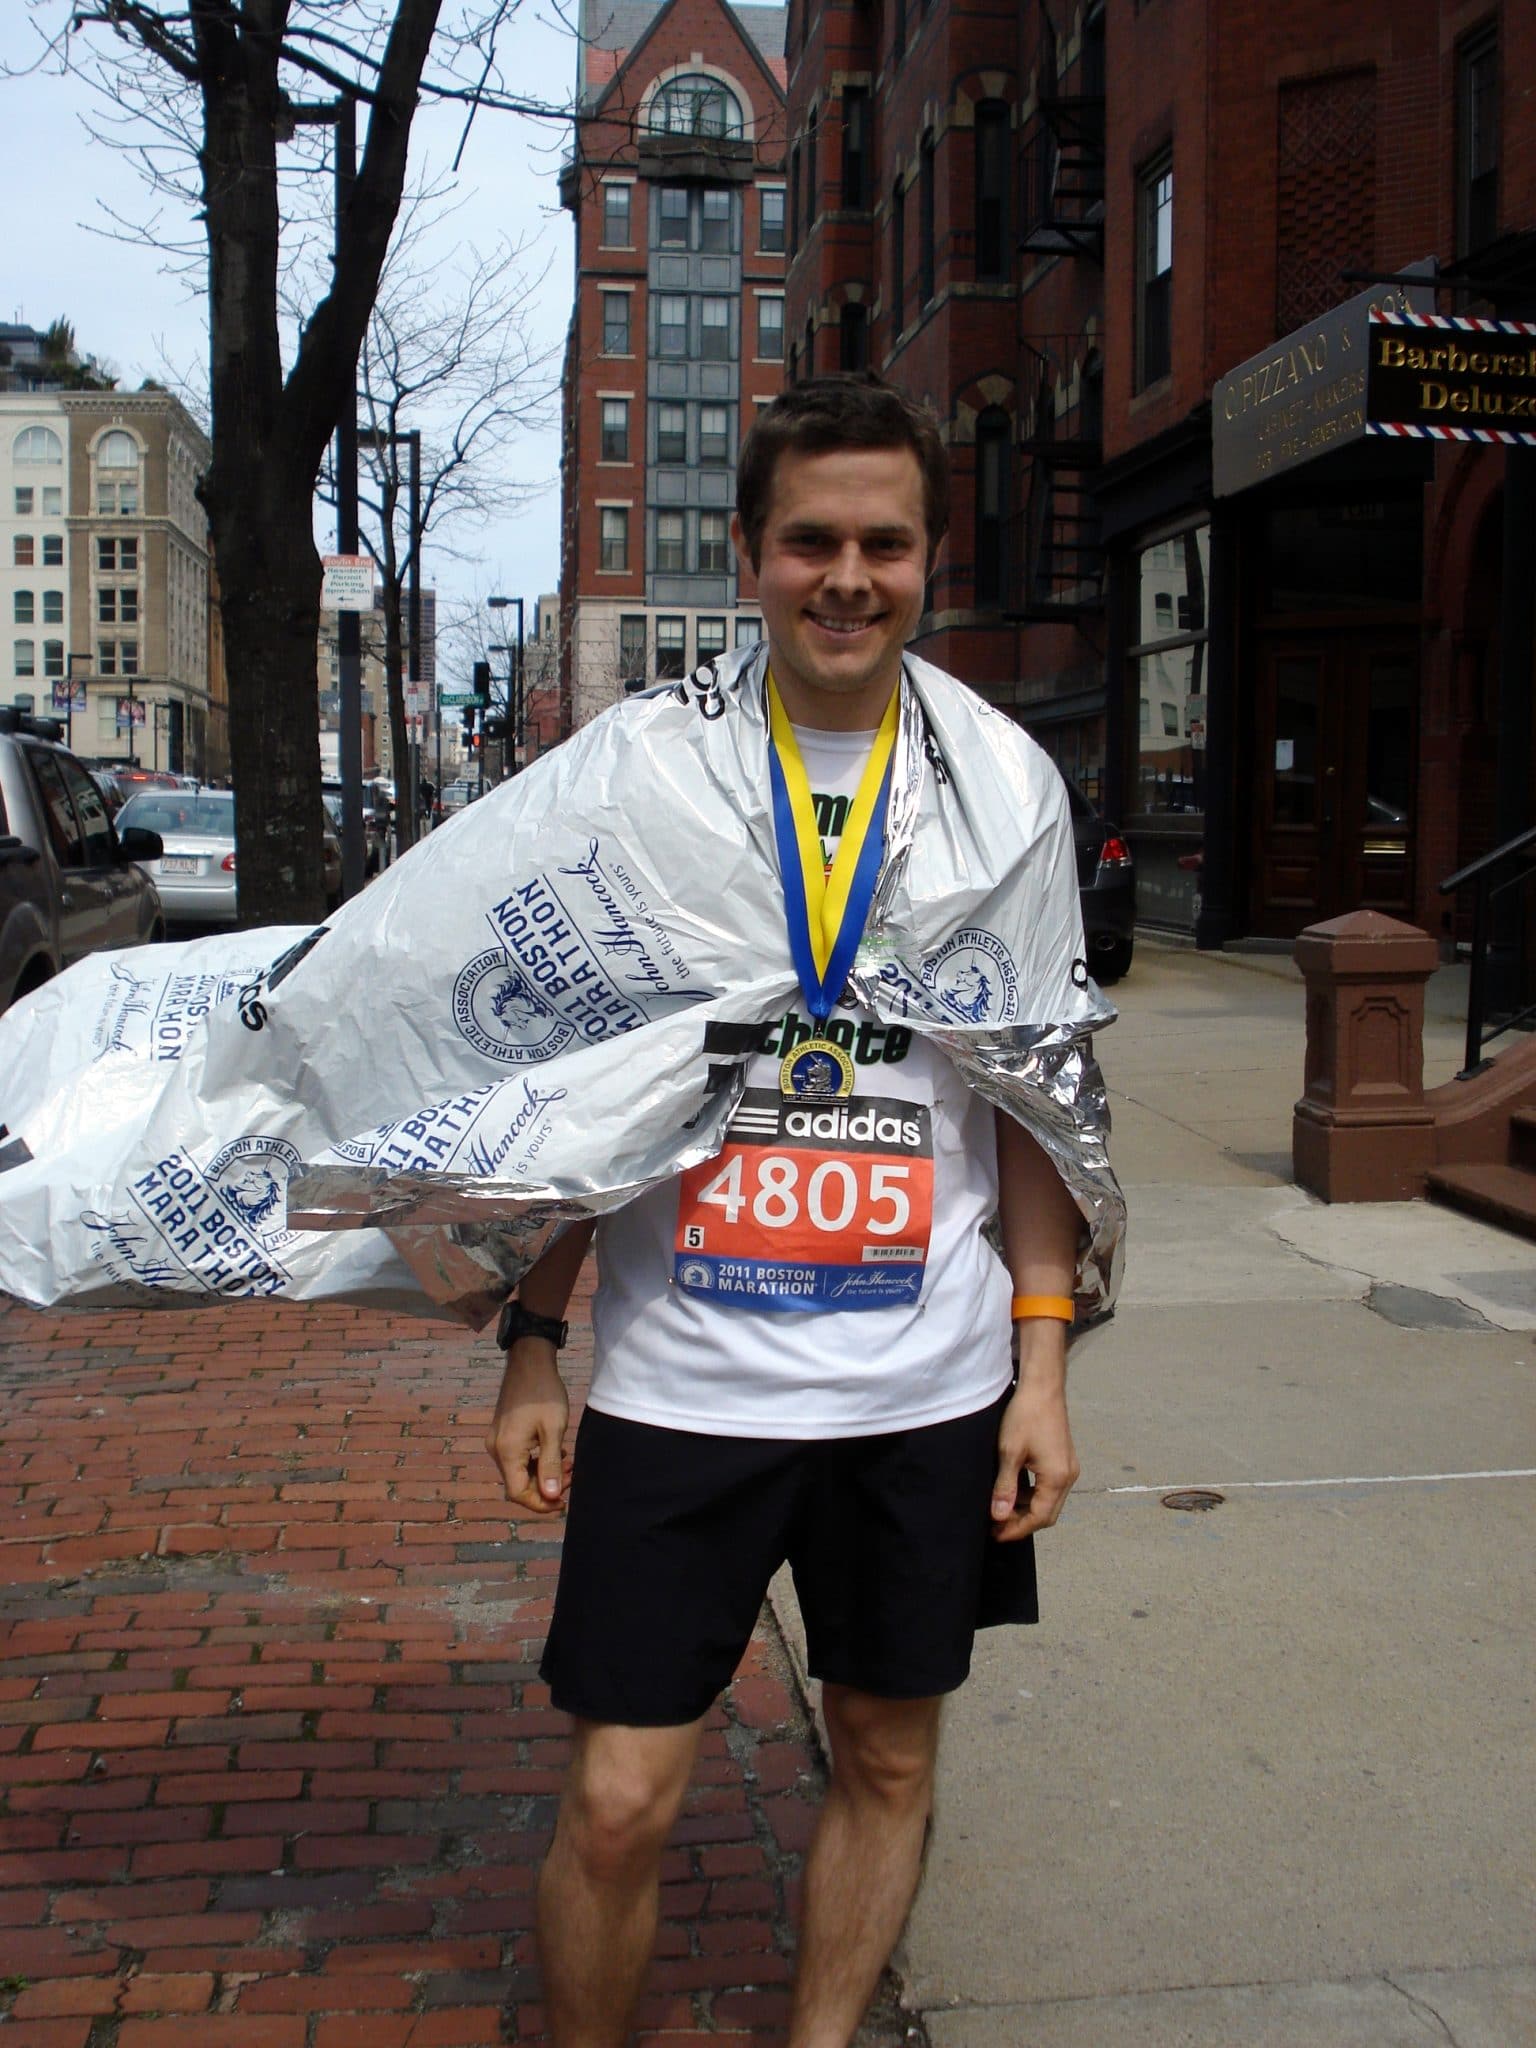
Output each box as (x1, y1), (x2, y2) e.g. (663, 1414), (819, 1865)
(540, 1392), (1037, 1727)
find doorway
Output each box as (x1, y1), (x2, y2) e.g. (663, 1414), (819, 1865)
(1250, 635), (1417, 936)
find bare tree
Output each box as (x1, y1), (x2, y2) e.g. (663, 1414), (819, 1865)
(316, 191), (558, 850)
(10, 1), (566, 924)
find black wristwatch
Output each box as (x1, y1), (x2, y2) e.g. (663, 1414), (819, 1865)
(496, 1298), (569, 1351)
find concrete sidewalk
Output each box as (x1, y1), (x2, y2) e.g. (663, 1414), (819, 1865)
(891, 939), (1536, 2046)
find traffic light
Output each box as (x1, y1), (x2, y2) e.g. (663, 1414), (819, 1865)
(482, 714), (509, 742)
(472, 660), (491, 695)
(461, 706), (477, 742)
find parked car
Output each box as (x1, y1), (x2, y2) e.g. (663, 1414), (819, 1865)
(1066, 778), (1136, 983)
(434, 779), (476, 821)
(117, 788), (344, 928)
(321, 777), (390, 874)
(0, 709), (165, 1013)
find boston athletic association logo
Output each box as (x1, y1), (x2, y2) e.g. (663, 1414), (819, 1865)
(204, 1136), (305, 1249)
(453, 950), (576, 1066)
(920, 928), (1020, 1026)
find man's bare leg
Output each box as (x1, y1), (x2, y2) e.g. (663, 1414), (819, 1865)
(789, 1684), (943, 2048)
(537, 1714), (704, 2047)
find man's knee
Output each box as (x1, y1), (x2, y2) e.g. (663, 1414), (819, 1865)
(559, 1721), (699, 1882)
(822, 1685), (941, 1809)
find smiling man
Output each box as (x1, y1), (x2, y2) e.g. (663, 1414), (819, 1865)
(487, 376), (1096, 2048)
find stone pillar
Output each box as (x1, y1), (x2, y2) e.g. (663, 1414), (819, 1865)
(1293, 911), (1440, 1202)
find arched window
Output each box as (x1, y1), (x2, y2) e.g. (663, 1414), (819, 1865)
(13, 426), (62, 465)
(975, 407), (1011, 608)
(648, 74), (745, 139)
(97, 430), (140, 469)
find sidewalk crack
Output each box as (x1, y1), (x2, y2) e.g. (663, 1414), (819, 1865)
(1384, 1972), (1460, 2046)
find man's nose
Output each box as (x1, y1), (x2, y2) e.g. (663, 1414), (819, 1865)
(822, 541), (872, 595)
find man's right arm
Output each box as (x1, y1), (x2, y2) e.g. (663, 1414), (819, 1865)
(485, 1218), (597, 1514)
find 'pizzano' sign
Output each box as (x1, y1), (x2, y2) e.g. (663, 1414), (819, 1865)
(1365, 310), (1536, 445)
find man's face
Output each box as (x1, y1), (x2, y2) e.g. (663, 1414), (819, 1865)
(733, 445), (932, 722)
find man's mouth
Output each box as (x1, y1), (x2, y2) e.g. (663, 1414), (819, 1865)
(806, 611), (881, 636)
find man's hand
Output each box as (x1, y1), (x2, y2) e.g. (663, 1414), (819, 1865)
(486, 1340), (570, 1515)
(990, 1324), (1080, 1542)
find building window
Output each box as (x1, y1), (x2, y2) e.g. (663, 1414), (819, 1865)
(119, 641), (139, 676)
(891, 179), (906, 337)
(701, 189), (732, 252)
(42, 486), (62, 517)
(659, 186), (689, 246)
(760, 186), (785, 252)
(97, 640), (117, 676)
(656, 615), (687, 678)
(1458, 25), (1499, 256)
(42, 641), (63, 679)
(602, 291), (631, 355)
(735, 615), (761, 647)
(697, 616), (727, 661)
(619, 614), (647, 679)
(700, 296), (732, 360)
(648, 74), (744, 139)
(699, 404), (730, 464)
(975, 100), (1010, 280)
(42, 536), (62, 567)
(919, 131), (937, 309)
(1130, 525), (1210, 819)
(601, 400), (629, 462)
(13, 537), (33, 568)
(602, 182), (632, 247)
(975, 409), (1010, 608)
(757, 294), (784, 360)
(698, 512), (729, 573)
(658, 294), (689, 355)
(839, 302), (868, 371)
(599, 506), (629, 572)
(805, 106), (818, 236)
(14, 592), (34, 626)
(13, 488), (33, 517)
(842, 87), (869, 210)
(97, 479), (139, 516)
(97, 430), (139, 469)
(42, 590), (64, 625)
(13, 640), (35, 677)
(97, 537), (139, 573)
(656, 402), (687, 463)
(13, 426), (63, 465)
(656, 511), (686, 572)
(1137, 152), (1173, 389)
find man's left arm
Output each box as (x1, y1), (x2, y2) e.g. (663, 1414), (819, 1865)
(990, 1109), (1083, 1542)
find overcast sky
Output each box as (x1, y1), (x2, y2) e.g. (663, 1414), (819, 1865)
(0, 5), (578, 632)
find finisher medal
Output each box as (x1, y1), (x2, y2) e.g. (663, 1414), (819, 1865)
(766, 671), (898, 1102)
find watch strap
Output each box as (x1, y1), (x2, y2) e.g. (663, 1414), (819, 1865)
(496, 1299), (569, 1351)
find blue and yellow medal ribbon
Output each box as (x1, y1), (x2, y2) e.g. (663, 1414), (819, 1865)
(766, 670), (898, 1024)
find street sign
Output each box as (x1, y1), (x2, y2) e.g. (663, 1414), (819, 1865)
(440, 690), (488, 709)
(321, 555), (374, 611)
(1365, 309), (1536, 446)
(1213, 264), (1436, 498)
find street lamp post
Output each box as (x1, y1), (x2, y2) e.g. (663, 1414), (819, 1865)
(487, 595), (524, 777)
(357, 425), (423, 854)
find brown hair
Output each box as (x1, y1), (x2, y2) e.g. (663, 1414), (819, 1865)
(735, 373), (949, 568)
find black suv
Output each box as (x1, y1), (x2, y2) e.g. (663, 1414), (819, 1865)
(1067, 779), (1136, 983)
(0, 710), (167, 1013)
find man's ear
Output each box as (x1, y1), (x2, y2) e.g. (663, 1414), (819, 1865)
(730, 512), (756, 575)
(926, 531), (947, 581)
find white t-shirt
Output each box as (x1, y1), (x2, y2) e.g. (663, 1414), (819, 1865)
(588, 723), (1013, 1439)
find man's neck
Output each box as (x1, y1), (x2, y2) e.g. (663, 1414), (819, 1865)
(766, 653), (902, 733)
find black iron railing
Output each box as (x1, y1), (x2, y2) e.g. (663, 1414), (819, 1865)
(1440, 822), (1536, 1078)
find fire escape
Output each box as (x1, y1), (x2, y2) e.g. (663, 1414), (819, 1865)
(1008, 2), (1106, 622)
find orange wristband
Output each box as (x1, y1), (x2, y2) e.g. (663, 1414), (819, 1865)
(1010, 1293), (1075, 1323)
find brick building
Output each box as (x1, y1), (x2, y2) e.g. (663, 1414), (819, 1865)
(786, 0), (1535, 949)
(558, 0), (790, 728)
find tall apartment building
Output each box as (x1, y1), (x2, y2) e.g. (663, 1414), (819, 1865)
(787, 0), (1534, 948)
(559, 0), (789, 729)
(0, 387), (226, 776)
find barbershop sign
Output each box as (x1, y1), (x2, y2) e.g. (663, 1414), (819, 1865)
(1213, 268), (1434, 497)
(1365, 310), (1536, 445)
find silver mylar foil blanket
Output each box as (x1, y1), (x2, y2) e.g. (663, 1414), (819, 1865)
(0, 644), (1125, 1330)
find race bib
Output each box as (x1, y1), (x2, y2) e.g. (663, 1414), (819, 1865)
(674, 1088), (933, 1314)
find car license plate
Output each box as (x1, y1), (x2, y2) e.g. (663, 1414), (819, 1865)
(159, 856), (198, 874)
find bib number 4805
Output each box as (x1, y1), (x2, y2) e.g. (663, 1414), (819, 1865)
(692, 1151), (912, 1236)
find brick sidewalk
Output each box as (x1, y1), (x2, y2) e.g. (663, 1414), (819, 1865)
(0, 1281), (920, 2048)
